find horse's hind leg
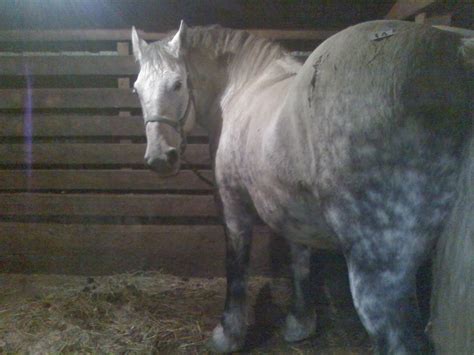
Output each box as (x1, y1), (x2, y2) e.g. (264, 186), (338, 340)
(346, 249), (432, 354)
(323, 176), (438, 352)
(210, 189), (254, 353)
(284, 241), (317, 342)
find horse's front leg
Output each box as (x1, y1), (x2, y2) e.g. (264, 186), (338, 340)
(210, 188), (255, 353)
(284, 241), (317, 342)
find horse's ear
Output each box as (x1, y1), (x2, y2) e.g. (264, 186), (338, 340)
(131, 26), (148, 63)
(168, 20), (188, 57)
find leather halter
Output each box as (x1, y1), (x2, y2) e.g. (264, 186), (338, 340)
(144, 62), (195, 155)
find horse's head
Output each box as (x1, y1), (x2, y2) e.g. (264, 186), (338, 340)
(131, 21), (196, 176)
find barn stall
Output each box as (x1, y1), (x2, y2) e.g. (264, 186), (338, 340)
(0, 1), (472, 353)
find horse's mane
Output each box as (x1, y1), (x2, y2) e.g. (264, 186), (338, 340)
(187, 25), (297, 87)
(186, 25), (285, 61)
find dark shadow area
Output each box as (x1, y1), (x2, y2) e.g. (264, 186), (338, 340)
(244, 283), (286, 350)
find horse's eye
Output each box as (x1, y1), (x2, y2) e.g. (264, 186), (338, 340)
(172, 80), (182, 91)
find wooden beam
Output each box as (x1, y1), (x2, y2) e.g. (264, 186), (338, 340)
(386, 0), (437, 20)
(0, 143), (210, 166)
(0, 28), (338, 43)
(0, 115), (207, 138)
(0, 223), (227, 256)
(426, 14), (452, 26)
(416, 12), (453, 26)
(0, 193), (217, 217)
(0, 29), (169, 42)
(0, 169), (214, 191)
(0, 56), (138, 76)
(433, 25), (474, 37)
(0, 88), (139, 109)
(0, 223), (231, 276)
(248, 29), (337, 41)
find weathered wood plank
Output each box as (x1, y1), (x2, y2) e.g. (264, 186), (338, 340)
(0, 193), (217, 217)
(0, 29), (338, 42)
(0, 56), (138, 76)
(0, 88), (139, 109)
(0, 223), (335, 275)
(0, 115), (207, 138)
(0, 169), (214, 191)
(0, 29), (169, 42)
(0, 223), (278, 276)
(0, 223), (226, 256)
(0, 224), (230, 276)
(0, 143), (210, 166)
(385, 0), (437, 20)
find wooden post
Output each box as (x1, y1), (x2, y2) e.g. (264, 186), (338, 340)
(117, 42), (133, 165)
(415, 12), (426, 24)
(117, 42), (131, 119)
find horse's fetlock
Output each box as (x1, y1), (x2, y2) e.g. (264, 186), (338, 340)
(209, 323), (245, 353)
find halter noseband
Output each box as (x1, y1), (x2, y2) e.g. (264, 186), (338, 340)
(144, 62), (195, 155)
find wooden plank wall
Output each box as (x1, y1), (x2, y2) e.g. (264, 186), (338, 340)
(0, 29), (335, 276)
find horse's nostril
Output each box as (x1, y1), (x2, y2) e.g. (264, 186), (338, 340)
(166, 149), (178, 166)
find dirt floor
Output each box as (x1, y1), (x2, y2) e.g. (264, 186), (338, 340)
(0, 271), (371, 354)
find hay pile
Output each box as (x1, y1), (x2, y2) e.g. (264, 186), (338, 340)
(0, 272), (369, 354)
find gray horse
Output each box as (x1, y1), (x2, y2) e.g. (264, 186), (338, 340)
(131, 20), (473, 353)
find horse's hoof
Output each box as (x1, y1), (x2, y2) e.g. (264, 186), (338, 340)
(283, 313), (316, 343)
(208, 324), (244, 353)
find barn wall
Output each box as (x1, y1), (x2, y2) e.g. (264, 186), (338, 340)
(0, 29), (333, 276)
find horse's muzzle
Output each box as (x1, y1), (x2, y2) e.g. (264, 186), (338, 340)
(144, 149), (180, 176)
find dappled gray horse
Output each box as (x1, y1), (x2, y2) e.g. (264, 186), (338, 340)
(131, 20), (473, 353)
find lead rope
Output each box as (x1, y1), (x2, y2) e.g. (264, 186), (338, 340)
(180, 155), (215, 188)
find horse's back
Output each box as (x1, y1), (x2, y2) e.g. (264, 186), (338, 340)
(299, 20), (467, 135)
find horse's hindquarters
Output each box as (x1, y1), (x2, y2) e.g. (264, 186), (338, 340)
(286, 20), (471, 353)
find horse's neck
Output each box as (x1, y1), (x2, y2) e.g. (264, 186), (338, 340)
(188, 30), (300, 161)
(186, 50), (227, 158)
(186, 30), (300, 158)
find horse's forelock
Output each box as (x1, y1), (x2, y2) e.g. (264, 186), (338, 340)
(183, 26), (290, 90)
(141, 42), (181, 72)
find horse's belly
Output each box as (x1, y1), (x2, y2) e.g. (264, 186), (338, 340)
(250, 188), (337, 248)
(278, 218), (337, 248)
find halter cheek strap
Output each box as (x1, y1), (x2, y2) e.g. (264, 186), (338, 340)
(144, 62), (195, 155)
